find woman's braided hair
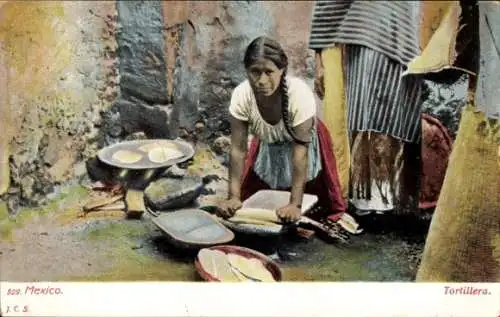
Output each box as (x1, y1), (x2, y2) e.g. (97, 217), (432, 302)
(243, 36), (307, 144)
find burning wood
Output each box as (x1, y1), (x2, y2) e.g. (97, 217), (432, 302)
(85, 181), (124, 195)
(80, 181), (126, 217)
(83, 194), (124, 212)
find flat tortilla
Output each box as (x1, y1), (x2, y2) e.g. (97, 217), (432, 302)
(227, 253), (275, 282)
(148, 146), (184, 164)
(139, 141), (179, 153)
(227, 216), (282, 228)
(111, 150), (143, 164)
(198, 249), (241, 282)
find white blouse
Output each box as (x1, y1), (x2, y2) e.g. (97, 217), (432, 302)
(229, 76), (317, 144)
(227, 76), (322, 189)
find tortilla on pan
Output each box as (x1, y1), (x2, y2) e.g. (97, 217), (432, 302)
(148, 146), (185, 164)
(111, 150), (143, 164)
(139, 141), (179, 153)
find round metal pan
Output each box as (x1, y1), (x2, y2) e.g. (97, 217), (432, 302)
(97, 139), (195, 170)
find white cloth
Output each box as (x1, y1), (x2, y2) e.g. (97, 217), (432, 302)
(229, 76), (322, 189)
(475, 2), (500, 119)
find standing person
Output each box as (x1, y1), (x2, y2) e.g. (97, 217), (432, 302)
(417, 1), (500, 282)
(309, 1), (424, 217)
(216, 36), (348, 226)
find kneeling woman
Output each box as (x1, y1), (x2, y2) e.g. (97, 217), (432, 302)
(216, 36), (346, 224)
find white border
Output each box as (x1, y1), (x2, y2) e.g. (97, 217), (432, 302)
(1, 282), (499, 316)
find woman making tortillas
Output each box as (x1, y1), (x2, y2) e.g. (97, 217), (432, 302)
(216, 36), (348, 226)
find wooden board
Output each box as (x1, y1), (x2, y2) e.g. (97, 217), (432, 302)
(242, 190), (318, 215)
(221, 190), (319, 236)
(125, 189), (146, 219)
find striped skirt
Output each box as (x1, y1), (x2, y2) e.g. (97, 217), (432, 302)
(345, 45), (424, 143)
(345, 44), (423, 212)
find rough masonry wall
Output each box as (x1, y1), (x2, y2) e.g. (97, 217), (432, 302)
(105, 1), (175, 145)
(163, 1), (316, 138)
(0, 1), (117, 210)
(0, 1), (468, 213)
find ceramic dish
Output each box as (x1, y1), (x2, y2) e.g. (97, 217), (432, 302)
(194, 245), (282, 282)
(149, 208), (235, 249)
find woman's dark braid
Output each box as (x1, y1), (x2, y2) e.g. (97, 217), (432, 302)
(280, 69), (291, 132)
(280, 70), (308, 145)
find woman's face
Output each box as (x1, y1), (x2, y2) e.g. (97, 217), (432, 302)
(247, 59), (284, 97)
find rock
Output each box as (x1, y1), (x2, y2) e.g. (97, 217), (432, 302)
(163, 164), (187, 178)
(85, 157), (118, 182)
(47, 153), (75, 182)
(6, 196), (20, 215)
(116, 1), (169, 104)
(201, 174), (222, 185)
(212, 136), (231, 155)
(73, 162), (88, 178)
(177, 128), (191, 141)
(194, 121), (205, 133)
(124, 132), (148, 141)
(43, 136), (64, 167)
(7, 187), (20, 194)
(110, 99), (173, 139)
(20, 176), (35, 200)
(103, 110), (123, 138)
(144, 176), (204, 211)
(193, 120), (209, 140)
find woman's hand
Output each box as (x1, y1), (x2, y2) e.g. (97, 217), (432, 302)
(216, 197), (242, 219)
(276, 204), (302, 223)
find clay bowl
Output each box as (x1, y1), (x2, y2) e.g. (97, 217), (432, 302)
(194, 245), (283, 282)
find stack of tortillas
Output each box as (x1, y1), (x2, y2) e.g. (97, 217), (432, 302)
(198, 249), (276, 282)
(226, 208), (282, 229)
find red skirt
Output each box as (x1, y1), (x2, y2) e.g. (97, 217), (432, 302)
(240, 119), (347, 221)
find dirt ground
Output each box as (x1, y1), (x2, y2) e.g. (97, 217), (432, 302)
(0, 145), (426, 282)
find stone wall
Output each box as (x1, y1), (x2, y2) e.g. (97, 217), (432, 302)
(105, 1), (316, 143)
(0, 1), (117, 210)
(0, 1), (317, 211)
(167, 1), (316, 137)
(105, 1), (174, 145)
(0, 1), (468, 212)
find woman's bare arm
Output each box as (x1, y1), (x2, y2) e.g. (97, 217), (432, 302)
(289, 117), (314, 207)
(228, 115), (249, 200)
